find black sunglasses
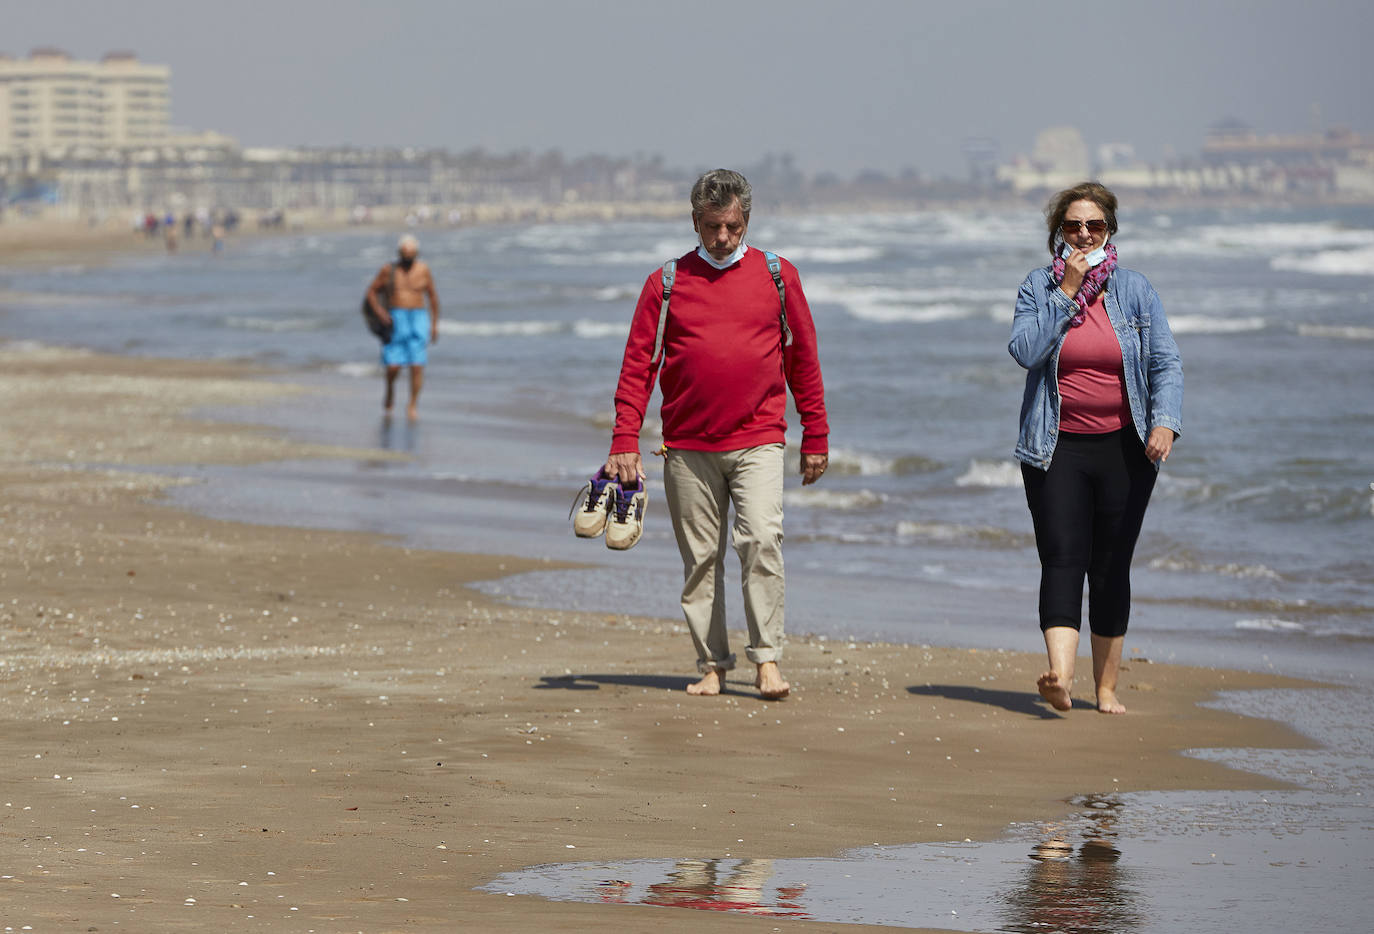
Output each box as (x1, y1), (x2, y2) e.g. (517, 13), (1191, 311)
(1061, 219), (1109, 235)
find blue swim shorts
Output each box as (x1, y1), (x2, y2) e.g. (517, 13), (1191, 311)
(381, 307), (430, 367)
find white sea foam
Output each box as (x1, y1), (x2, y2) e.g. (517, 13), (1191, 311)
(827, 447), (939, 476)
(1167, 315), (1268, 335)
(804, 280), (992, 324)
(853, 302), (974, 324)
(1297, 323), (1374, 341)
(1273, 245), (1374, 276)
(1132, 223), (1374, 259)
(783, 488), (886, 510)
(593, 284), (641, 302)
(571, 320), (628, 340)
(956, 460), (1024, 489)
(222, 315), (327, 332)
(828, 448), (896, 476)
(0, 339), (90, 358)
(544, 247), (672, 267)
(439, 319), (561, 338)
(896, 521), (1031, 548)
(1234, 618), (1307, 634)
(1148, 554), (1282, 580)
(776, 245), (884, 264)
(336, 361), (378, 379)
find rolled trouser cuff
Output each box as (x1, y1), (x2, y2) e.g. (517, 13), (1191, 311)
(697, 654), (737, 674)
(745, 645), (782, 666)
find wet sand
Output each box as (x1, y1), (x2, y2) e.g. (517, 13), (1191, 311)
(0, 342), (1323, 932)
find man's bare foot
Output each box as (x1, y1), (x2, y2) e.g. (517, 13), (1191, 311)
(755, 662), (790, 700)
(406, 403), (419, 421)
(1037, 671), (1072, 711)
(1095, 689), (1126, 714)
(686, 669), (724, 696)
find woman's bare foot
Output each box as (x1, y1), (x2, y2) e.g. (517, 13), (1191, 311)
(1095, 688), (1126, 714)
(755, 662), (790, 700)
(686, 669), (724, 696)
(1037, 671), (1072, 711)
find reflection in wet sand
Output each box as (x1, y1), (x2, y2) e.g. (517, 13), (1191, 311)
(1002, 795), (1143, 934)
(379, 415), (421, 452)
(596, 859), (808, 918)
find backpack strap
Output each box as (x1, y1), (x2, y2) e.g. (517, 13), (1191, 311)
(763, 250), (793, 348)
(651, 259), (676, 366)
(651, 251), (791, 366)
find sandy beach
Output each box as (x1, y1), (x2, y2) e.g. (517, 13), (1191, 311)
(0, 340), (1323, 933)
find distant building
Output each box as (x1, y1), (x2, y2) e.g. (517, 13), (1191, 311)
(1032, 127), (1089, 176)
(0, 48), (171, 155)
(997, 126), (1093, 194)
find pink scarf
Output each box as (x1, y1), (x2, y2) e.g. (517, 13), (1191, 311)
(1052, 242), (1117, 327)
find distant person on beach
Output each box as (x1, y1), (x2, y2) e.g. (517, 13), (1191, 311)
(604, 169), (829, 700)
(1009, 181), (1183, 714)
(366, 234), (440, 420)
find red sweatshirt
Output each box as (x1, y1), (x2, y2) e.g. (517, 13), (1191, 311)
(611, 248), (829, 455)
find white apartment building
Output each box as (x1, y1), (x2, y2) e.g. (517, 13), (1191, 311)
(0, 48), (170, 155)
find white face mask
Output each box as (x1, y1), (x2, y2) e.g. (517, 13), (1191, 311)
(1060, 241), (1109, 267)
(697, 241), (748, 270)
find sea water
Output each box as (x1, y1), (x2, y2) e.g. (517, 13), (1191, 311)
(3, 204), (1370, 680)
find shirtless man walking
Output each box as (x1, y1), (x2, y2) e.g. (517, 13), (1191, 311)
(366, 235), (440, 419)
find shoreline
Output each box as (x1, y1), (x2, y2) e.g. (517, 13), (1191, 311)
(0, 338), (1332, 931)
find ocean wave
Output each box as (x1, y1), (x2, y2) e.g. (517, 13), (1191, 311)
(852, 302), (980, 324)
(593, 284), (641, 302)
(221, 315), (329, 333)
(0, 339), (91, 359)
(956, 460), (1024, 489)
(804, 281), (990, 324)
(1147, 553), (1282, 580)
(1132, 222), (1374, 258)
(1297, 323), (1374, 340)
(439, 319), (562, 338)
(828, 447), (941, 476)
(775, 245), (884, 264)
(571, 319), (629, 340)
(544, 247), (671, 267)
(1271, 244), (1374, 276)
(1167, 314), (1267, 335)
(1234, 618), (1307, 633)
(335, 361), (378, 379)
(783, 488), (887, 510)
(896, 520), (1033, 548)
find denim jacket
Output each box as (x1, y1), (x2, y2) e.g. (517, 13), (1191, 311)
(1009, 265), (1183, 471)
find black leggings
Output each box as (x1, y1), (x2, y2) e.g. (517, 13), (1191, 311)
(1021, 430), (1157, 638)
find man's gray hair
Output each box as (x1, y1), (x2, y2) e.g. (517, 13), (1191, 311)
(398, 234), (420, 251)
(690, 169), (752, 219)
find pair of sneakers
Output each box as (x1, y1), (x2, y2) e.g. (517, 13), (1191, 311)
(570, 467), (646, 550)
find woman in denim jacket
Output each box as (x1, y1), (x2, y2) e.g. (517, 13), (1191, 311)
(1009, 182), (1183, 715)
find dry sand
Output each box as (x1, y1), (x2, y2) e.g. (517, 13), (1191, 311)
(0, 343), (1320, 932)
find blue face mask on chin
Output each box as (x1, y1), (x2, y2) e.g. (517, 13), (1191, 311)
(1060, 241), (1109, 267)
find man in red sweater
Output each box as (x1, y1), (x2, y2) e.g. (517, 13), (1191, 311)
(605, 169), (829, 699)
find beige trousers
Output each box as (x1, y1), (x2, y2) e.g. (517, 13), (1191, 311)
(662, 444), (785, 673)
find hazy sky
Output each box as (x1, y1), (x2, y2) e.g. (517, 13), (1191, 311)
(7, 0), (1372, 177)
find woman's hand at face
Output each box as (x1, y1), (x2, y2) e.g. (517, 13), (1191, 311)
(1059, 248), (1090, 299)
